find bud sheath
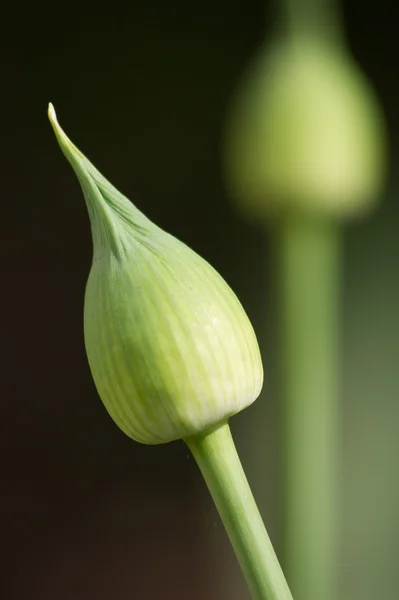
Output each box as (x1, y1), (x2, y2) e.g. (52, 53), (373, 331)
(48, 104), (263, 445)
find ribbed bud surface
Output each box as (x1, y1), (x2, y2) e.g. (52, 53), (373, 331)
(49, 105), (263, 444)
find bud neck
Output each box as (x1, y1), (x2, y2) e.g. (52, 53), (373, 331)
(48, 104), (156, 261)
(280, 0), (344, 46)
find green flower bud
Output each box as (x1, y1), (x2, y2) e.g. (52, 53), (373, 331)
(224, 37), (387, 220)
(48, 104), (263, 445)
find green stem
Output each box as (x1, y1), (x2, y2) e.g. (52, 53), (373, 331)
(277, 214), (341, 600)
(280, 0), (344, 44)
(185, 422), (293, 600)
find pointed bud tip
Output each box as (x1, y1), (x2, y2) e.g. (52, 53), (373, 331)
(47, 103), (77, 164)
(48, 102), (57, 125)
(47, 102), (63, 140)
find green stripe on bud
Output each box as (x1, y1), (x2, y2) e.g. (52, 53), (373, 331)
(48, 104), (263, 444)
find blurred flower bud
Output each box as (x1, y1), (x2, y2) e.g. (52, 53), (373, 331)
(224, 37), (387, 219)
(49, 104), (263, 444)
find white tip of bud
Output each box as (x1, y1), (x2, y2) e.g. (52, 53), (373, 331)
(48, 102), (57, 125)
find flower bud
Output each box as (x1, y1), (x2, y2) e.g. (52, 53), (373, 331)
(48, 104), (263, 444)
(224, 37), (387, 220)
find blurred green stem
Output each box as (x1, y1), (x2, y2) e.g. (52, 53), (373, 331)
(281, 0), (343, 42)
(277, 214), (340, 600)
(186, 422), (294, 600)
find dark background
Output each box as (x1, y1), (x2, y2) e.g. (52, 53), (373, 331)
(1, 1), (398, 598)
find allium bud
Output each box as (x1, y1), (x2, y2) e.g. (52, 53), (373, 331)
(49, 104), (263, 444)
(224, 38), (387, 219)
